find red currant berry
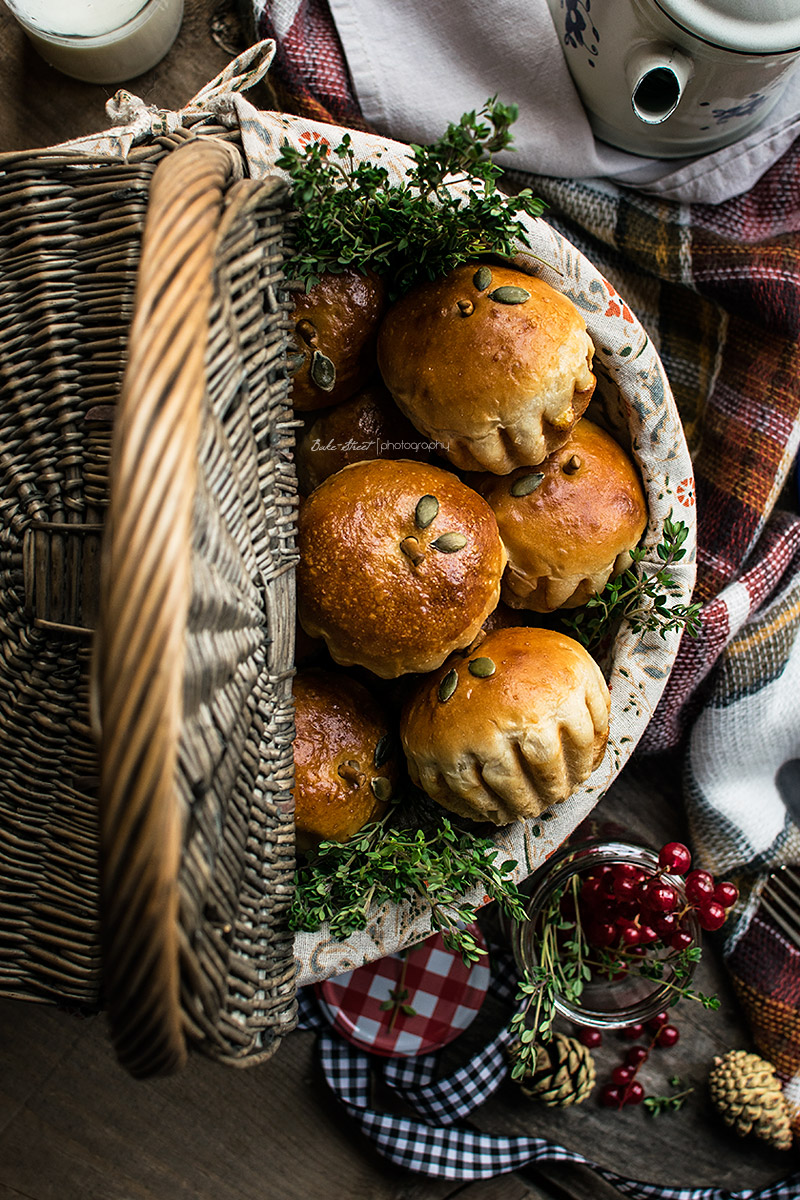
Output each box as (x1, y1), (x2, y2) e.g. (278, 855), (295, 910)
(618, 922), (641, 946)
(599, 1083), (623, 1108)
(612, 1065), (634, 1086)
(614, 877), (639, 903)
(613, 862), (640, 881)
(626, 1046), (649, 1067)
(638, 924), (658, 945)
(577, 1027), (603, 1049)
(602, 871), (619, 895)
(586, 920), (617, 948)
(621, 1022), (645, 1041)
(656, 1024), (680, 1048)
(685, 870), (714, 904)
(698, 900), (727, 931)
(643, 881), (679, 912)
(670, 929), (694, 952)
(647, 1011), (669, 1032)
(623, 1081), (645, 1105)
(713, 880), (739, 909)
(658, 842), (692, 874)
(653, 912), (678, 937)
(580, 876), (605, 906)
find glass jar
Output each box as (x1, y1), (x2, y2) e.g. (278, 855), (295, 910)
(3, 0), (184, 83)
(510, 833), (700, 1030)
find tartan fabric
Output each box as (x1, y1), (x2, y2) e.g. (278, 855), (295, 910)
(254, 0), (800, 1166)
(685, 535), (800, 1134)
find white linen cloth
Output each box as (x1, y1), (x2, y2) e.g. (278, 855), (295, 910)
(321, 0), (800, 204)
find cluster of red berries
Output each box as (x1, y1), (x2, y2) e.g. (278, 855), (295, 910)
(577, 840), (739, 956)
(577, 1012), (682, 1108)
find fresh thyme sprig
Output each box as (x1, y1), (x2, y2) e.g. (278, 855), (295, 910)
(289, 801), (527, 965)
(275, 99), (546, 297)
(563, 515), (702, 651)
(643, 1077), (695, 1116)
(594, 944), (720, 1010)
(509, 877), (588, 1077)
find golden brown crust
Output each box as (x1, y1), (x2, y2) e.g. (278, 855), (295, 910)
(476, 418), (648, 611)
(293, 668), (399, 850)
(400, 626), (610, 824)
(296, 458), (507, 678)
(289, 269), (387, 411)
(377, 262), (596, 473)
(294, 382), (433, 493)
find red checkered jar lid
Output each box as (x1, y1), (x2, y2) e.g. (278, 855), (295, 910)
(316, 927), (491, 1057)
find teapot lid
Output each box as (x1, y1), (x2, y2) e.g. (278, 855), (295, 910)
(656, 0), (800, 53)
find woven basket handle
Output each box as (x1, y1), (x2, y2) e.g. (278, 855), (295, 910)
(95, 137), (245, 1076)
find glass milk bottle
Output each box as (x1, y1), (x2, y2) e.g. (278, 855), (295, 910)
(4, 0), (184, 83)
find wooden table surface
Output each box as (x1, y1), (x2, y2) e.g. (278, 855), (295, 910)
(0, 4), (796, 1198)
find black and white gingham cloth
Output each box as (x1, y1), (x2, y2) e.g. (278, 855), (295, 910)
(296, 981), (800, 1198)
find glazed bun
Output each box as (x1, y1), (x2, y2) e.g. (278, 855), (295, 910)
(294, 382), (432, 494)
(293, 668), (399, 851)
(289, 268), (387, 411)
(377, 262), (595, 474)
(477, 418), (648, 611)
(400, 627), (610, 825)
(296, 458), (507, 678)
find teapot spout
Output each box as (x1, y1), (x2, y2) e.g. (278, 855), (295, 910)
(626, 46), (694, 125)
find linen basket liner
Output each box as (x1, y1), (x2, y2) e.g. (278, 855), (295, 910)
(0, 46), (298, 1077)
(217, 51), (696, 986)
(0, 41), (695, 1070)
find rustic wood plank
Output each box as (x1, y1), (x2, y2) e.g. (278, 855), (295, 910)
(0, 996), (454, 1200)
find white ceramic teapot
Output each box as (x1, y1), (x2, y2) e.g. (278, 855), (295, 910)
(546, 0), (800, 157)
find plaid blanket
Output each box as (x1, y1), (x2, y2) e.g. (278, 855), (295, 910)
(249, 0), (800, 1159)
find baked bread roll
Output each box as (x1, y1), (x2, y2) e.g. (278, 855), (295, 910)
(297, 458), (507, 678)
(477, 418), (648, 611)
(400, 627), (610, 825)
(295, 382), (432, 494)
(289, 268), (387, 411)
(377, 262), (595, 473)
(293, 668), (399, 850)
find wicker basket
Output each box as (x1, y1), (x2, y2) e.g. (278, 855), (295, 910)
(0, 112), (298, 1076)
(0, 43), (697, 1071)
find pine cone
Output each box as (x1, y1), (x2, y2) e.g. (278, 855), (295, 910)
(708, 1050), (793, 1151)
(509, 1031), (596, 1107)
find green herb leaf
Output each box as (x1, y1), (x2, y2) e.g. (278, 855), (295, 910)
(562, 516), (701, 651)
(289, 798), (528, 966)
(275, 100), (547, 299)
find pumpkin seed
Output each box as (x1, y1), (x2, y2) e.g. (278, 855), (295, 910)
(337, 760), (365, 787)
(370, 776), (393, 803)
(310, 349), (336, 391)
(431, 532), (467, 553)
(489, 285), (531, 305)
(473, 266), (492, 292)
(468, 656), (496, 678)
(438, 668), (458, 703)
(415, 494), (439, 529)
(295, 318), (317, 344)
(510, 472), (545, 497)
(400, 535), (425, 565)
(374, 734), (390, 767)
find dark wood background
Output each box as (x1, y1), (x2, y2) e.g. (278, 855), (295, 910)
(0, 3), (796, 1196)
